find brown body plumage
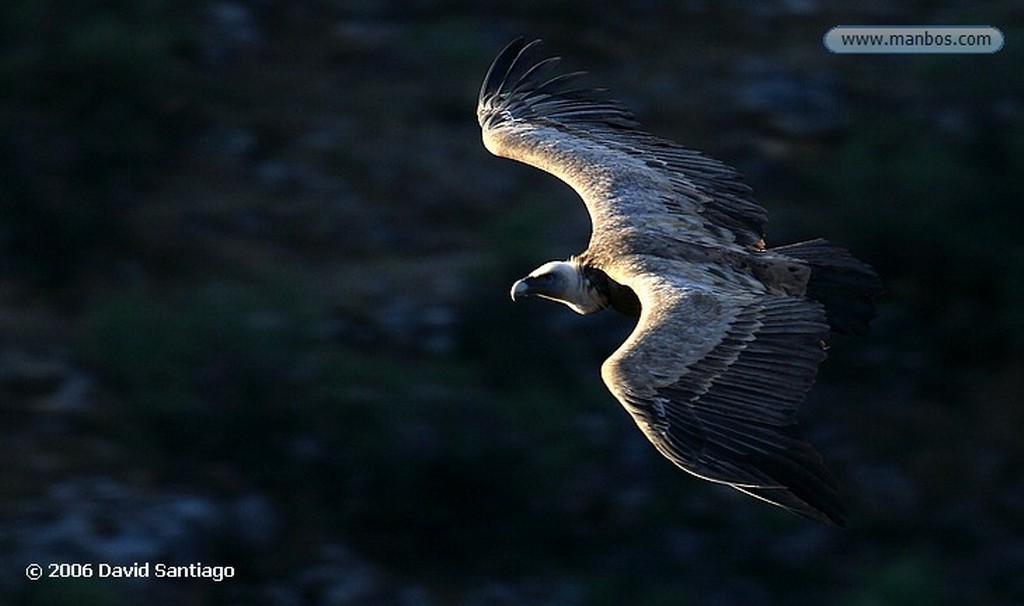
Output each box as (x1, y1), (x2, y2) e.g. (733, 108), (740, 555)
(480, 38), (880, 525)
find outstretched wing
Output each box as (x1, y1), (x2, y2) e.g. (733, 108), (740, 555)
(601, 268), (845, 525)
(477, 38), (767, 252)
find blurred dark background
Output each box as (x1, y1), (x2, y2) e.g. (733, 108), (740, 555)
(2, 1), (1023, 604)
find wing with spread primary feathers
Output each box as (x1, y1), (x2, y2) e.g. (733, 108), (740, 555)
(477, 38), (768, 252)
(479, 39), (851, 525)
(600, 269), (846, 525)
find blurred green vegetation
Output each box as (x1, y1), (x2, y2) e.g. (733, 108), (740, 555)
(0, 0), (207, 287)
(845, 555), (940, 606)
(80, 284), (309, 474)
(23, 579), (124, 606)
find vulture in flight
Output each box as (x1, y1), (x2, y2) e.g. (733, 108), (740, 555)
(477, 38), (880, 525)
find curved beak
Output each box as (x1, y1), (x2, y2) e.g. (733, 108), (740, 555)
(510, 278), (532, 302)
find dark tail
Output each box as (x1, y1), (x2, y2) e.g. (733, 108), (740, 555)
(772, 238), (881, 336)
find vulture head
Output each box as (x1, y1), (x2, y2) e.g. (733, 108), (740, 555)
(510, 260), (607, 315)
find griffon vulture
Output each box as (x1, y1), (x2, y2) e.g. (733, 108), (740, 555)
(477, 38), (880, 525)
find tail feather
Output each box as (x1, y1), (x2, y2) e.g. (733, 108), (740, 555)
(773, 238), (881, 336)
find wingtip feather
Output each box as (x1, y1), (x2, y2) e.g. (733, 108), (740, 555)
(478, 37), (635, 129)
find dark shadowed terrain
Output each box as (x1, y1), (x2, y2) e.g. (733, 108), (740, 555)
(2, 1), (1024, 604)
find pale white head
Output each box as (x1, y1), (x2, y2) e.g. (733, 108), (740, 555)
(510, 260), (607, 315)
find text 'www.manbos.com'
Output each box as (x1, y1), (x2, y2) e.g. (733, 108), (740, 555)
(824, 26), (1004, 54)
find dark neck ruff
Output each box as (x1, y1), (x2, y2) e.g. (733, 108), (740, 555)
(581, 265), (641, 317)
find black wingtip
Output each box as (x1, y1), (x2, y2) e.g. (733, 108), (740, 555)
(736, 438), (849, 526)
(738, 484), (848, 526)
(479, 37), (537, 103)
(478, 37), (636, 130)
